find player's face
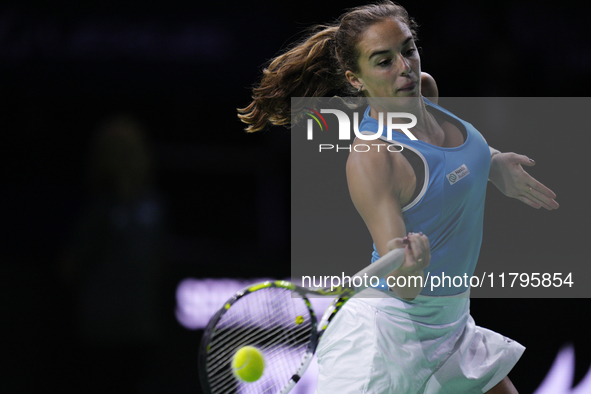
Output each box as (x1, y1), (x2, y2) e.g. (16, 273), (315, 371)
(347, 17), (421, 104)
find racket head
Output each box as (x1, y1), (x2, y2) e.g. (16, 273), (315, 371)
(198, 281), (318, 394)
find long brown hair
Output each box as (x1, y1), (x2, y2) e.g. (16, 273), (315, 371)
(238, 1), (418, 132)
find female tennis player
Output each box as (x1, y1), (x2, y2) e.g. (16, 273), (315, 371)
(238, 2), (558, 393)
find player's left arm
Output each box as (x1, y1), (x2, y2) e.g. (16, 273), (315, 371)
(478, 120), (559, 210)
(488, 151), (559, 210)
(423, 72), (559, 210)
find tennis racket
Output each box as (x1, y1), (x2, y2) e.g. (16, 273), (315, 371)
(197, 247), (405, 394)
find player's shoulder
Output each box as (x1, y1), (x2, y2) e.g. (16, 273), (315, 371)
(346, 139), (408, 187)
(347, 139), (393, 174)
(421, 72), (439, 104)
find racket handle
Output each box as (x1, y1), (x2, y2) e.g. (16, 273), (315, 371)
(352, 247), (405, 282)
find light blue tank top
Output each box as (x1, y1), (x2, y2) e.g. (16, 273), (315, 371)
(361, 98), (490, 296)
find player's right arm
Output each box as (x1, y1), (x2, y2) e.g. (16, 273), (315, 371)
(346, 142), (430, 300)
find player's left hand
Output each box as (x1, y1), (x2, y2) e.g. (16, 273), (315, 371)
(489, 152), (559, 210)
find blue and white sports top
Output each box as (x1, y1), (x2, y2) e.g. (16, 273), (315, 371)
(361, 98), (490, 296)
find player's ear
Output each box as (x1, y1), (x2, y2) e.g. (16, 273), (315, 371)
(345, 70), (363, 92)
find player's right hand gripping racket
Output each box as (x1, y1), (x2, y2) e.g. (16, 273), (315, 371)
(198, 247), (405, 394)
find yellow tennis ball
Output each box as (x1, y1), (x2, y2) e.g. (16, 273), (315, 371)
(231, 346), (265, 382)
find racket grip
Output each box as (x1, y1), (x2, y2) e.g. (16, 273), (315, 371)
(351, 248), (405, 283)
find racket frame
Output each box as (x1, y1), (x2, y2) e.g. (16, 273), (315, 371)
(198, 247), (405, 393)
(198, 280), (319, 394)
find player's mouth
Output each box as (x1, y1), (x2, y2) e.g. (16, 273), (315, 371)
(397, 82), (417, 92)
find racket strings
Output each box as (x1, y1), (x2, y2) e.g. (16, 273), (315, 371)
(208, 311), (311, 391)
(207, 322), (311, 381)
(206, 292), (295, 367)
(208, 308), (311, 392)
(204, 287), (314, 394)
(207, 288), (308, 356)
(206, 291), (306, 375)
(211, 338), (311, 394)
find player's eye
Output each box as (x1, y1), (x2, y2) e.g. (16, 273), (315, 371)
(377, 58), (392, 67)
(404, 48), (416, 57)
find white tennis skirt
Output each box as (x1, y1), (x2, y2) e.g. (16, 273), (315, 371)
(315, 289), (524, 394)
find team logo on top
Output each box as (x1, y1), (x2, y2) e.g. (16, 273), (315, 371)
(446, 164), (470, 185)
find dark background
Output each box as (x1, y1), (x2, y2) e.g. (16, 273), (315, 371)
(2, 0), (590, 393)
